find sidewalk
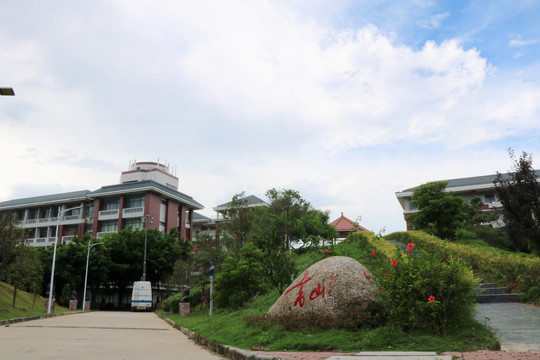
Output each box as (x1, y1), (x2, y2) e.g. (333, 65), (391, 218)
(253, 350), (540, 360)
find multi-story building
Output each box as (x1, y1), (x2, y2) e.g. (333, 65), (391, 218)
(395, 171), (540, 229)
(0, 161), (204, 247)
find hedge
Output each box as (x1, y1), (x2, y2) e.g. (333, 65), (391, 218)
(385, 231), (540, 303)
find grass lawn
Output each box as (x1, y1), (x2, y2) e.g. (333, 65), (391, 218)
(161, 243), (499, 354)
(161, 291), (498, 353)
(0, 282), (70, 321)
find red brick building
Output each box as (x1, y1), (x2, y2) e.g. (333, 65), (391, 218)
(0, 161), (204, 247)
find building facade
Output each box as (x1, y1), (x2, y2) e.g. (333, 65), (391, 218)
(395, 171), (540, 230)
(0, 161), (204, 248)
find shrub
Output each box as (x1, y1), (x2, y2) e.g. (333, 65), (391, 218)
(214, 243), (267, 309)
(371, 243), (478, 335)
(386, 231), (540, 303)
(162, 292), (184, 313)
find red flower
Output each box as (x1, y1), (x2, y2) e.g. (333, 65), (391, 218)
(428, 296), (435, 303)
(193, 248), (199, 252)
(363, 269), (366, 276)
(372, 249), (376, 256)
(407, 243), (415, 250)
(392, 259), (398, 267)
(367, 276), (371, 281)
(385, 273), (389, 279)
(323, 249), (330, 254)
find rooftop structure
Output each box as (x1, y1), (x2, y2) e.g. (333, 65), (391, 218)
(330, 212), (368, 240)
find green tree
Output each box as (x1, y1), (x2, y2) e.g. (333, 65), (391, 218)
(219, 192), (257, 258)
(6, 245), (42, 308)
(494, 149), (540, 254)
(0, 212), (26, 282)
(408, 181), (471, 240)
(105, 228), (184, 306)
(266, 188), (311, 249)
(190, 233), (225, 307)
(214, 242), (266, 309)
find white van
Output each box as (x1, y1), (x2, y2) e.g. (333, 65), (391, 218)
(131, 281), (153, 311)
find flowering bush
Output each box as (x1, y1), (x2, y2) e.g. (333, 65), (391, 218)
(372, 243), (478, 335)
(386, 231), (540, 303)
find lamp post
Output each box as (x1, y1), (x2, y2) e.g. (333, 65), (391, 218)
(0, 87), (15, 96)
(48, 205), (83, 314)
(82, 241), (104, 311)
(141, 215), (153, 281)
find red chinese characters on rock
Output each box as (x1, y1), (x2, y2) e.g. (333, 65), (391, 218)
(284, 271), (335, 308)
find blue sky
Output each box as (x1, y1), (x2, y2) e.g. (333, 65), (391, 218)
(1, 1), (539, 233)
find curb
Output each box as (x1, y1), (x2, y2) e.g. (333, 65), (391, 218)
(162, 317), (286, 360)
(0, 311), (76, 326)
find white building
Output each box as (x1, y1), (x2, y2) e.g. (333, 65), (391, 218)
(395, 171), (540, 230)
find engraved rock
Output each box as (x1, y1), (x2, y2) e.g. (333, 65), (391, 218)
(267, 256), (376, 319)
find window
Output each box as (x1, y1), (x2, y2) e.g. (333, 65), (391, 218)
(28, 208), (38, 219)
(103, 198), (120, 210)
(124, 218), (143, 230)
(64, 225), (79, 236)
(485, 193), (496, 203)
(126, 195), (145, 208)
(85, 204), (94, 217)
(100, 220), (118, 232)
(38, 227), (48, 238)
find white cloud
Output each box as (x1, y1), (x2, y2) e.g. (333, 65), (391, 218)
(1, 1), (540, 233)
(417, 12), (450, 29)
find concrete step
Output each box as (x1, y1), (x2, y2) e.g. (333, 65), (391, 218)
(475, 283), (520, 303)
(476, 293), (521, 303)
(479, 282), (497, 289)
(327, 352), (452, 360)
(478, 287), (507, 295)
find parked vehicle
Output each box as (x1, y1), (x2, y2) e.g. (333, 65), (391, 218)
(131, 281), (152, 311)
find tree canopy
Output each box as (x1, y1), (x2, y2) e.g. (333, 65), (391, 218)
(408, 181), (471, 240)
(494, 149), (540, 254)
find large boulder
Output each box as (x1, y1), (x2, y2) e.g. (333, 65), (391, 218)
(267, 256), (376, 320)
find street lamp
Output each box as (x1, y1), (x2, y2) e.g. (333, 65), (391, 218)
(48, 205), (83, 314)
(141, 215), (153, 281)
(82, 241), (104, 311)
(0, 87), (15, 96)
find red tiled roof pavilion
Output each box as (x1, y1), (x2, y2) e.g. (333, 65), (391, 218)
(330, 212), (368, 239)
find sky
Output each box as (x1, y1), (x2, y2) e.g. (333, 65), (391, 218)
(1, 0), (540, 234)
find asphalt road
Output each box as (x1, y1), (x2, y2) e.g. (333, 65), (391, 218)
(0, 311), (225, 360)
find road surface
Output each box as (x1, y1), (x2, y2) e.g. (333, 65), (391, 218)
(0, 311), (224, 360)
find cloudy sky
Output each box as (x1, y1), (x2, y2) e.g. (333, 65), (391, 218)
(1, 1), (539, 234)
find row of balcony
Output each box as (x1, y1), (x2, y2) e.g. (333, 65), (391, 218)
(20, 206), (146, 225)
(26, 235), (79, 246)
(98, 206), (145, 221)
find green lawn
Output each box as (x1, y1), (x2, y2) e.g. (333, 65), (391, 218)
(161, 244), (499, 354)
(161, 290), (498, 353)
(0, 282), (70, 321)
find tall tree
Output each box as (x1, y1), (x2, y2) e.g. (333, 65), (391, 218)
(408, 181), (471, 240)
(105, 228), (184, 305)
(219, 192), (256, 258)
(6, 245), (42, 308)
(494, 149), (540, 254)
(0, 212), (26, 282)
(266, 188), (311, 249)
